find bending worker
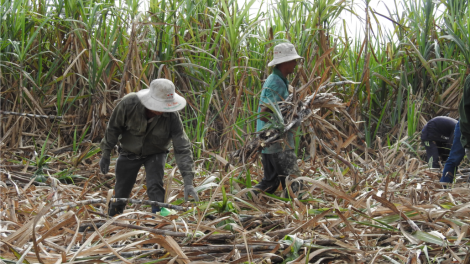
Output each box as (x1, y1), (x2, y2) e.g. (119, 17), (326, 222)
(100, 79), (199, 216)
(421, 116), (457, 169)
(254, 42), (302, 194)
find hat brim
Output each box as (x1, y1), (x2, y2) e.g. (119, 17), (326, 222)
(268, 54), (303, 67)
(137, 89), (187, 112)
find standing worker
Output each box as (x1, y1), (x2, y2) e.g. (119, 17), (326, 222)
(254, 42), (302, 195)
(99, 79), (199, 216)
(421, 116), (457, 169)
(446, 70), (470, 184)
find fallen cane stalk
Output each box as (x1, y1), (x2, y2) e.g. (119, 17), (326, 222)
(0, 110), (75, 120)
(47, 198), (190, 216)
(110, 222), (237, 241)
(92, 244), (280, 257)
(231, 90), (353, 163)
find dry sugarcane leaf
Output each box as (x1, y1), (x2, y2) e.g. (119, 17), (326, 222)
(203, 150), (235, 171)
(288, 209), (332, 235)
(372, 194), (421, 231)
(4, 203), (52, 247)
(68, 215), (118, 262)
(2, 241), (32, 264)
(312, 230), (363, 253)
(299, 248), (339, 263)
(78, 231), (148, 256)
(296, 177), (355, 203)
(83, 209), (132, 263)
(153, 235), (190, 264)
(341, 134), (358, 149)
(36, 212), (76, 244)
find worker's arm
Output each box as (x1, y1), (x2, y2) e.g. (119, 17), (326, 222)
(170, 112), (199, 202)
(259, 85), (283, 123)
(423, 141), (440, 168)
(170, 112), (195, 185)
(100, 102), (126, 157)
(460, 74), (470, 147)
(99, 101), (127, 174)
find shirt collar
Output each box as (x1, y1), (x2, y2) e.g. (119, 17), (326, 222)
(273, 67), (288, 86)
(143, 108), (170, 118)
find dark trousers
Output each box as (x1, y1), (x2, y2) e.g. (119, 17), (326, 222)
(441, 121), (465, 183)
(109, 153), (167, 216)
(255, 150), (300, 194)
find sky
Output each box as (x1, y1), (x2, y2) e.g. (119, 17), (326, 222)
(248, 0), (405, 39)
(341, 0), (402, 37)
(138, 0), (445, 40)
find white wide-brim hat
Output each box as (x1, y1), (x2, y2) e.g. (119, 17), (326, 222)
(137, 79), (186, 112)
(268, 42), (303, 67)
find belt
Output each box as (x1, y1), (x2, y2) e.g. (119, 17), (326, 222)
(118, 147), (147, 160)
(121, 152), (148, 160)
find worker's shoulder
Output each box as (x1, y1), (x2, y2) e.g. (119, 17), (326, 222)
(264, 73), (285, 86)
(165, 111), (181, 120)
(429, 116), (457, 124)
(464, 74), (470, 89)
(120, 93), (140, 105)
(111, 93), (141, 111)
(162, 112), (183, 127)
(263, 74), (287, 91)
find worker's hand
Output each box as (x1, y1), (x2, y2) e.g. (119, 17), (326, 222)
(466, 148), (470, 159)
(259, 106), (272, 122)
(99, 156), (110, 174)
(184, 185), (199, 202)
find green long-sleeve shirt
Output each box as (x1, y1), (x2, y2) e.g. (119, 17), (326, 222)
(100, 93), (195, 185)
(256, 68), (295, 154)
(459, 74), (470, 147)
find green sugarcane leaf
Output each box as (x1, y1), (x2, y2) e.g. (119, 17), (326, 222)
(195, 183), (219, 192)
(283, 235), (305, 254)
(353, 221), (396, 232)
(422, 245), (431, 263)
(412, 231), (445, 246)
(404, 39), (438, 83)
(6, 243), (31, 264)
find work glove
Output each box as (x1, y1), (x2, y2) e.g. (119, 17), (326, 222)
(466, 148), (470, 160)
(99, 155), (110, 174)
(184, 185), (199, 202)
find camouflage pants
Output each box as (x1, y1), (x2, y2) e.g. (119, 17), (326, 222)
(255, 150), (301, 194)
(108, 152), (167, 216)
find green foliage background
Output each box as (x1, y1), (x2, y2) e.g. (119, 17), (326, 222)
(1, 0), (469, 157)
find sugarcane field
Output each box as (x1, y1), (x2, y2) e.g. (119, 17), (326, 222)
(2, 0), (470, 263)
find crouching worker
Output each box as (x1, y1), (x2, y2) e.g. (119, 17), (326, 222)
(254, 42), (303, 195)
(99, 79), (199, 216)
(421, 116), (457, 169)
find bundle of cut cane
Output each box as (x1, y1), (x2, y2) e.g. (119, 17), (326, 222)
(230, 81), (362, 164)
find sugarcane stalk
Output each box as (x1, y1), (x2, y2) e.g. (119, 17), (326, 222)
(231, 84), (356, 163)
(0, 110), (71, 120)
(111, 222), (237, 241)
(49, 198), (190, 214)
